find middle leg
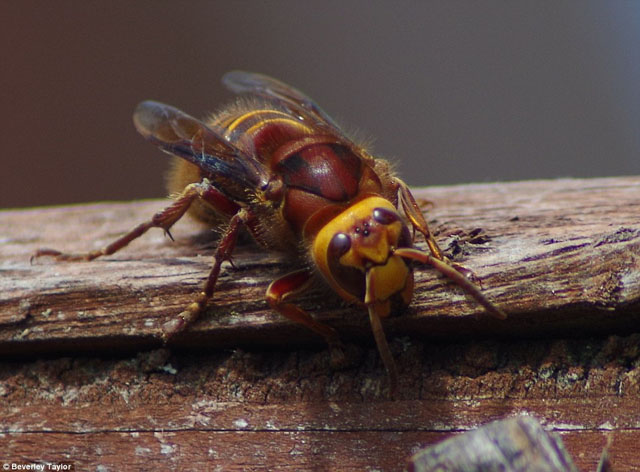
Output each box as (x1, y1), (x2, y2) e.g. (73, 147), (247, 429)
(161, 208), (249, 341)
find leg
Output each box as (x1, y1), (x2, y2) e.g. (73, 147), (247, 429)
(31, 177), (249, 342)
(266, 269), (345, 367)
(396, 179), (483, 283)
(396, 179), (445, 260)
(32, 180), (218, 262)
(161, 208), (248, 341)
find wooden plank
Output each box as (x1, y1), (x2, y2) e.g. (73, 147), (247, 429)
(1, 331), (640, 469)
(0, 431), (450, 472)
(0, 430), (634, 471)
(1, 176), (640, 470)
(1, 176), (639, 355)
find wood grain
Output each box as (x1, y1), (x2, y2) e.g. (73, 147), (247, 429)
(2, 176), (639, 353)
(1, 176), (639, 470)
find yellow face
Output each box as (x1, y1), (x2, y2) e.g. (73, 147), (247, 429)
(311, 196), (414, 317)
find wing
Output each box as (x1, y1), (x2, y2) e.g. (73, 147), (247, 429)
(133, 100), (268, 202)
(222, 71), (349, 140)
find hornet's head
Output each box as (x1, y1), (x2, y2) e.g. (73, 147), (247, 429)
(311, 196), (415, 317)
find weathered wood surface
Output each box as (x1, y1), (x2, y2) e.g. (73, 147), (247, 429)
(1, 176), (639, 470)
(2, 176), (640, 353)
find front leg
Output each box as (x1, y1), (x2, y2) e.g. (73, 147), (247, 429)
(396, 178), (446, 260)
(266, 269), (346, 367)
(396, 179), (485, 283)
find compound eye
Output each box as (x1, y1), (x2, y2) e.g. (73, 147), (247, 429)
(328, 232), (351, 259)
(372, 207), (399, 225)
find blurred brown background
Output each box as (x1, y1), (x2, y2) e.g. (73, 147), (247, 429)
(2, 1), (639, 208)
